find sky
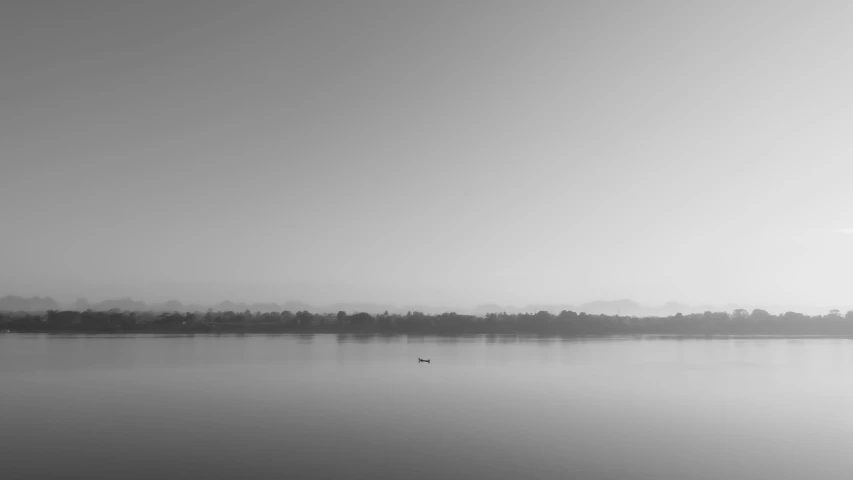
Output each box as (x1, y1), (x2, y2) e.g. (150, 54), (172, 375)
(3, 1), (853, 310)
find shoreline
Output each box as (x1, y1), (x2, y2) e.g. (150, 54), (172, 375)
(4, 329), (853, 340)
(5, 309), (853, 336)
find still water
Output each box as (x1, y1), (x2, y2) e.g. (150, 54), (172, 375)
(2, 334), (853, 479)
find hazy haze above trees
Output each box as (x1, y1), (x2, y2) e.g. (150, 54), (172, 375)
(1, 295), (851, 318)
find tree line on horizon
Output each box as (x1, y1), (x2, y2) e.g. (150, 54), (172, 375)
(4, 308), (853, 335)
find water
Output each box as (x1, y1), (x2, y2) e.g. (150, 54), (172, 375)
(2, 334), (853, 479)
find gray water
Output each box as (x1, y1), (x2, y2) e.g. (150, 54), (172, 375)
(2, 334), (853, 480)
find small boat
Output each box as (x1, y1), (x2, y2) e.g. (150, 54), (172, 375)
(418, 358), (430, 363)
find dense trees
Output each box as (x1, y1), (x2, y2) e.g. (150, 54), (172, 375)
(4, 308), (853, 335)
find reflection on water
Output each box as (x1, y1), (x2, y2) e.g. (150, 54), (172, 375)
(2, 334), (853, 480)
(296, 333), (315, 343)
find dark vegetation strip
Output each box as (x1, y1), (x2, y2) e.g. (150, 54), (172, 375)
(3, 309), (853, 335)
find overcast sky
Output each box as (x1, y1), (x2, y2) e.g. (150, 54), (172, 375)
(3, 1), (853, 309)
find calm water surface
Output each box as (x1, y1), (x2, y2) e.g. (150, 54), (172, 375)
(2, 334), (853, 479)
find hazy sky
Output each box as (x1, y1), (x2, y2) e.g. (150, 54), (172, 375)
(3, 1), (853, 308)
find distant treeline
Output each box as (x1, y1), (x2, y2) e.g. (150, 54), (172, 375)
(4, 308), (853, 335)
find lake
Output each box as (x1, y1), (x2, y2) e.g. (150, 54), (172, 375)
(2, 334), (853, 479)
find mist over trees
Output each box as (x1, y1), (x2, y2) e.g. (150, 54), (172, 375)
(5, 308), (853, 335)
(0, 296), (59, 312)
(4, 295), (838, 317)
